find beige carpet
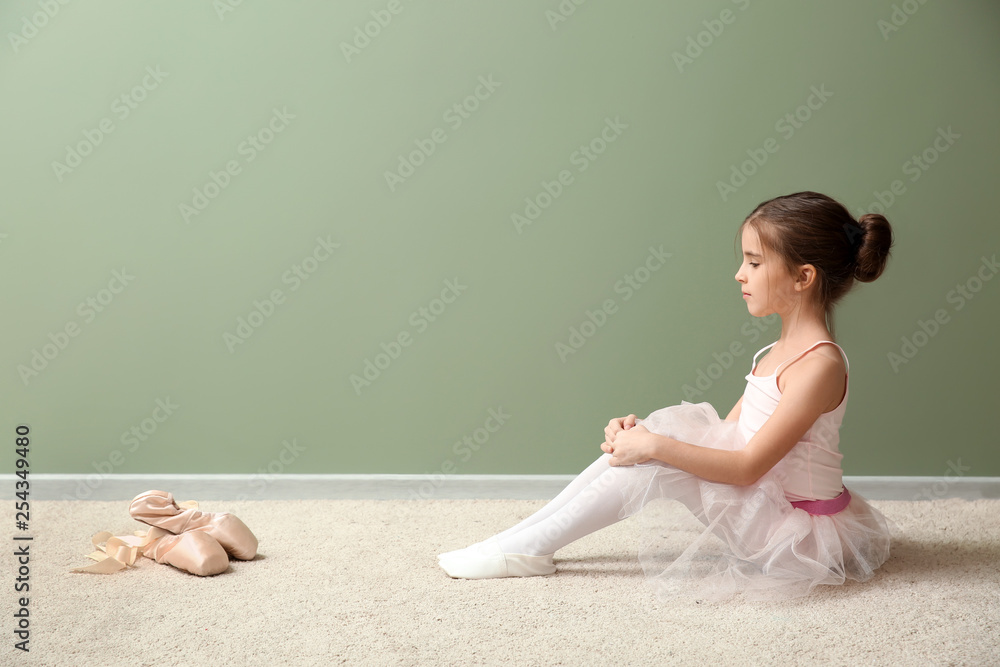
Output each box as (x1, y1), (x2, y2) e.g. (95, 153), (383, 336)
(4, 498), (998, 666)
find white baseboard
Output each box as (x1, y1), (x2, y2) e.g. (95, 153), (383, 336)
(2, 474), (998, 501)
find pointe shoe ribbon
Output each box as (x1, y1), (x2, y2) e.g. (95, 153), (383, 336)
(72, 526), (229, 576)
(71, 530), (146, 574)
(129, 490), (258, 560)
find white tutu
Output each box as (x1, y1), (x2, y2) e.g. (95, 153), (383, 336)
(618, 401), (892, 603)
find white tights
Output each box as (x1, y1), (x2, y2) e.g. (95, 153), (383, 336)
(493, 452), (641, 557)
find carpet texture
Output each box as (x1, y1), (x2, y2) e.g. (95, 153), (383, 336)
(3, 498), (998, 666)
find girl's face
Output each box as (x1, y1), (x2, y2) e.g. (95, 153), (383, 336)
(735, 224), (796, 317)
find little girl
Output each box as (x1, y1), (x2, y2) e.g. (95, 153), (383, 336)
(438, 191), (895, 602)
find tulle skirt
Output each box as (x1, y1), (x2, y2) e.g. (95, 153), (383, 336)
(618, 401), (892, 603)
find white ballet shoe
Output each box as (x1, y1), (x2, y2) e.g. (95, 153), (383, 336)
(437, 539), (490, 561)
(438, 537), (555, 579)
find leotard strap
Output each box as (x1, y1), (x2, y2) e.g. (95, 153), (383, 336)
(751, 342), (778, 372)
(754, 340), (849, 377)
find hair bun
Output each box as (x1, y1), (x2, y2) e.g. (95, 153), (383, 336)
(853, 213), (894, 282)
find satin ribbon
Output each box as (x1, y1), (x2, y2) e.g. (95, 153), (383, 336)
(790, 487), (852, 516)
(71, 499), (201, 574)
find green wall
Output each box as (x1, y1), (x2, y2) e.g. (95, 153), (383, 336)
(2, 1), (998, 479)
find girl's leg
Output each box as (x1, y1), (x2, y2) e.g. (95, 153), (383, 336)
(439, 453), (615, 560)
(496, 459), (637, 556)
(490, 452), (616, 542)
(439, 456), (652, 578)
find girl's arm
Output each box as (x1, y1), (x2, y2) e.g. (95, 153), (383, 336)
(641, 356), (845, 485)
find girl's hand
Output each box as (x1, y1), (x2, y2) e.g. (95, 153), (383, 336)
(602, 424), (654, 466)
(603, 414), (637, 449)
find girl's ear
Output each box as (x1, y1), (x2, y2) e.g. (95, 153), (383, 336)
(794, 264), (818, 291)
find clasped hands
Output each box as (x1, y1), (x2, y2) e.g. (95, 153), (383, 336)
(601, 413), (657, 466)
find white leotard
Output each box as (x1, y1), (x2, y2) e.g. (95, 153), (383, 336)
(738, 340), (849, 501)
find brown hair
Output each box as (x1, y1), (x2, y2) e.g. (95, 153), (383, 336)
(735, 191), (894, 339)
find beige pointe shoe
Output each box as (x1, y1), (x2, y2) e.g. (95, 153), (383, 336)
(141, 528), (230, 576)
(129, 490), (258, 560)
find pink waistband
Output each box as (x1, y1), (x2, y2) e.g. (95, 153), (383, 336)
(789, 487), (852, 516)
